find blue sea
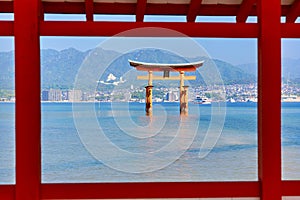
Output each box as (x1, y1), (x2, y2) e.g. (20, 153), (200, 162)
(0, 102), (299, 184)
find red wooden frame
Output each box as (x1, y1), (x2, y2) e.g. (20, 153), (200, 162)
(14, 0), (41, 199)
(0, 0), (299, 199)
(0, 1), (13, 13)
(0, 1), (297, 17)
(0, 185), (14, 200)
(187, 0), (203, 22)
(282, 181), (300, 196)
(39, 21), (258, 37)
(286, 0), (300, 23)
(0, 21), (13, 36)
(282, 23), (300, 38)
(257, 0), (282, 199)
(85, 0), (94, 22)
(135, 0), (147, 22)
(4, 21), (300, 38)
(236, 0), (256, 23)
(41, 182), (260, 199)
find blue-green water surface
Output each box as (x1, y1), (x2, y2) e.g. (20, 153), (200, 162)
(0, 102), (299, 183)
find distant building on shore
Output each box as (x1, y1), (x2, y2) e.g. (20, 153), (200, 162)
(49, 89), (62, 101)
(41, 90), (49, 101)
(67, 89), (82, 102)
(165, 91), (178, 102)
(42, 89), (62, 101)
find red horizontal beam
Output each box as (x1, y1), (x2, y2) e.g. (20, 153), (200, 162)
(36, 22), (300, 38)
(0, 185), (15, 200)
(281, 23), (300, 38)
(41, 182), (259, 199)
(39, 3), (293, 17)
(42, 2), (85, 14)
(4, 19), (300, 38)
(282, 181), (300, 196)
(0, 21), (14, 36)
(39, 3), (296, 17)
(0, 1), (295, 17)
(40, 21), (258, 38)
(2, 181), (300, 199)
(41, 2), (246, 16)
(0, 1), (13, 13)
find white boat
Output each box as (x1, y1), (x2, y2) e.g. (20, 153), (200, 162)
(193, 96), (211, 104)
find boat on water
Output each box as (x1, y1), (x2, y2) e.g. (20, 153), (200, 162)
(193, 96), (211, 104)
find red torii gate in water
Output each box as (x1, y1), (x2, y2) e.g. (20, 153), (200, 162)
(129, 59), (204, 115)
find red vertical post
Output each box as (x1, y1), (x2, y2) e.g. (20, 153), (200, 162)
(14, 0), (41, 200)
(257, 0), (282, 199)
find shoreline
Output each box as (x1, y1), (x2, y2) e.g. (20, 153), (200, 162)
(2, 100), (300, 103)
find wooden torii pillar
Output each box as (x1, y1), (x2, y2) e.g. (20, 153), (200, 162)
(129, 59), (204, 115)
(145, 71), (153, 113)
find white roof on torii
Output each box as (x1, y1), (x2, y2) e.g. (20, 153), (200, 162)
(129, 59), (204, 72)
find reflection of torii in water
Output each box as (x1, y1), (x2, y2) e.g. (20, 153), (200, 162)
(129, 59), (204, 115)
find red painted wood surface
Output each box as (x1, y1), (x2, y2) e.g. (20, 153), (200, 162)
(41, 2), (233, 16)
(236, 0), (256, 23)
(41, 182), (259, 199)
(136, 0), (147, 22)
(85, 0), (94, 21)
(0, 181), (296, 199)
(281, 23), (300, 37)
(0, 185), (15, 200)
(4, 20), (300, 38)
(257, 0), (282, 199)
(40, 21), (258, 37)
(0, 1), (13, 13)
(282, 181), (300, 196)
(286, 0), (300, 23)
(0, 21), (14, 36)
(0, 1), (297, 18)
(14, 0), (41, 199)
(187, 0), (203, 22)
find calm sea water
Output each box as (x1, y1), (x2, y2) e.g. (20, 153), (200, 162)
(0, 102), (299, 184)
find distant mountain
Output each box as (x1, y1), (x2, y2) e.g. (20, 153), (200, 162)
(237, 58), (300, 83)
(280, 58), (300, 83)
(41, 48), (89, 89)
(0, 51), (14, 89)
(236, 63), (257, 77)
(0, 48), (257, 90)
(212, 59), (255, 84)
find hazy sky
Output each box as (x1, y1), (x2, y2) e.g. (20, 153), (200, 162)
(1, 14), (300, 65)
(0, 36), (259, 65)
